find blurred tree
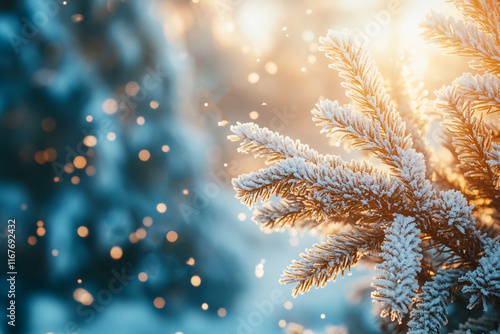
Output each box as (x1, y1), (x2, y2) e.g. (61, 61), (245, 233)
(0, 0), (241, 333)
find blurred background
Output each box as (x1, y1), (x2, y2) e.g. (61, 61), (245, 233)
(0, 0), (469, 333)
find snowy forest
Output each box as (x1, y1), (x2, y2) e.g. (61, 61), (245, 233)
(0, 0), (499, 333)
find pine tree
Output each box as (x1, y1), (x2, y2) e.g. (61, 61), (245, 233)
(229, 1), (500, 332)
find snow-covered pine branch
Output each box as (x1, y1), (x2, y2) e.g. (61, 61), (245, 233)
(408, 269), (464, 334)
(229, 1), (500, 331)
(320, 30), (411, 152)
(421, 11), (500, 75)
(453, 0), (500, 42)
(372, 215), (422, 323)
(280, 225), (385, 297)
(436, 85), (499, 200)
(455, 73), (500, 114)
(459, 238), (500, 310)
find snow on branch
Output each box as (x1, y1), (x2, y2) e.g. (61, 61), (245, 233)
(453, 0), (500, 42)
(372, 215), (422, 323)
(436, 85), (499, 200)
(229, 121), (341, 166)
(421, 11), (500, 75)
(408, 269), (464, 334)
(459, 238), (500, 310)
(281, 225), (385, 297)
(455, 73), (500, 114)
(319, 30), (411, 152)
(229, 3), (500, 329)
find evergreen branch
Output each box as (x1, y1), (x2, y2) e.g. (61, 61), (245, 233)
(253, 197), (308, 230)
(455, 73), (500, 114)
(424, 189), (482, 267)
(421, 11), (500, 75)
(433, 189), (476, 234)
(232, 157), (407, 212)
(388, 55), (433, 176)
(372, 215), (422, 323)
(407, 269), (464, 334)
(229, 122), (342, 166)
(281, 225), (385, 297)
(252, 194), (346, 230)
(451, 316), (500, 334)
(312, 99), (393, 166)
(437, 85), (500, 202)
(319, 29), (412, 151)
(312, 99), (435, 217)
(453, 0), (500, 42)
(459, 238), (500, 310)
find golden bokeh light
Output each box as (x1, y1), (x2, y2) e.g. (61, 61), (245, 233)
(129, 232), (139, 244)
(73, 288), (93, 305)
(265, 62), (278, 74)
(45, 148), (57, 161)
(166, 231), (178, 242)
(156, 203), (167, 213)
(34, 151), (46, 164)
(107, 132), (116, 141)
(74, 156), (87, 169)
(77, 226), (89, 238)
(138, 272), (148, 282)
(71, 176), (80, 185)
(83, 135), (97, 147)
(190, 275), (201, 287)
(102, 98), (118, 114)
(143, 216), (153, 227)
(28, 236), (37, 245)
(217, 308), (226, 317)
(64, 163), (74, 174)
(110, 246), (123, 260)
(136, 228), (147, 240)
(201, 303), (208, 310)
(247, 72), (260, 84)
(71, 14), (84, 22)
(136, 116), (145, 125)
(37, 227), (46, 237)
(186, 257), (195, 266)
(86, 166), (96, 176)
(52, 249), (59, 256)
(154, 297), (165, 309)
(125, 81), (140, 96)
(249, 111), (259, 120)
(162, 145), (170, 152)
(150, 101), (159, 109)
(139, 150), (150, 161)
